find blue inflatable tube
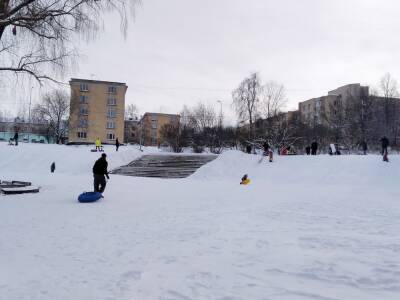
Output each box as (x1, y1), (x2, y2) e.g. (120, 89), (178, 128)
(78, 192), (103, 203)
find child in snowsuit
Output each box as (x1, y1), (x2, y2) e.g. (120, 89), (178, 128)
(240, 174), (250, 185)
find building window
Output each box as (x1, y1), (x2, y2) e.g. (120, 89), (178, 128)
(79, 107), (88, 115)
(80, 83), (89, 92)
(79, 95), (88, 103)
(106, 121), (116, 129)
(151, 129), (157, 138)
(107, 132), (115, 140)
(107, 108), (116, 118)
(107, 98), (117, 106)
(108, 86), (117, 94)
(78, 119), (88, 128)
(77, 132), (87, 139)
(151, 121), (157, 129)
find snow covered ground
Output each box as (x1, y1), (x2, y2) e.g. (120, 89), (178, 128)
(1, 143), (400, 300)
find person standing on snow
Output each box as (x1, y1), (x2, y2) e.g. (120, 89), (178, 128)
(92, 153), (109, 193)
(263, 142), (269, 155)
(95, 137), (101, 151)
(305, 145), (311, 155)
(311, 140), (318, 155)
(14, 131), (19, 146)
(361, 140), (368, 155)
(381, 136), (389, 155)
(115, 138), (120, 152)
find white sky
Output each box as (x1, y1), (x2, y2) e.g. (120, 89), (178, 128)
(2, 0), (400, 124)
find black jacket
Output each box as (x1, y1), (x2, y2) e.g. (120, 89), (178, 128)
(381, 137), (389, 148)
(93, 157), (109, 176)
(311, 142), (318, 150)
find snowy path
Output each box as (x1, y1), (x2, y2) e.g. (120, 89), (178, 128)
(1, 144), (400, 299)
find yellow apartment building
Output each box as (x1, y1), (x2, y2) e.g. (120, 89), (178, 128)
(140, 113), (180, 146)
(68, 78), (127, 144)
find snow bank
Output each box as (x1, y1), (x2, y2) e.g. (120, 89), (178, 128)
(0, 142), (149, 175)
(193, 150), (400, 188)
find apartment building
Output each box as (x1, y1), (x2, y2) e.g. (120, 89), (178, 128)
(68, 78), (127, 144)
(140, 113), (180, 146)
(124, 118), (140, 144)
(299, 84), (369, 126)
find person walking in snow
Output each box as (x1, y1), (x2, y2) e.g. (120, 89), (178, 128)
(381, 136), (389, 155)
(13, 131), (19, 146)
(95, 137), (101, 152)
(305, 145), (311, 155)
(263, 142), (269, 155)
(361, 140), (368, 155)
(115, 138), (120, 152)
(93, 153), (109, 193)
(311, 140), (318, 155)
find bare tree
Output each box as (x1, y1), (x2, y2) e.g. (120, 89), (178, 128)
(379, 73), (399, 137)
(0, 0), (139, 83)
(189, 102), (217, 132)
(33, 89), (69, 143)
(260, 81), (287, 119)
(125, 103), (139, 120)
(232, 72), (261, 140)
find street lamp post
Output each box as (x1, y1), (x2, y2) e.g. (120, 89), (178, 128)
(217, 100), (223, 128)
(28, 86), (33, 143)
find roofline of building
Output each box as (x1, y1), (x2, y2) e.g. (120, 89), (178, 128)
(70, 78), (127, 86)
(142, 112), (180, 117)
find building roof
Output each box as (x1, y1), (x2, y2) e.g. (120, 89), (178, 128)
(70, 78), (127, 86)
(142, 112), (180, 117)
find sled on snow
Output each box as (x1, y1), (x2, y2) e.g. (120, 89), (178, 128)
(78, 192), (103, 203)
(0, 181), (40, 195)
(0, 180), (32, 188)
(1, 186), (40, 195)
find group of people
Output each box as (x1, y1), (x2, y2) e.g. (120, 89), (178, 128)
(94, 137), (120, 152)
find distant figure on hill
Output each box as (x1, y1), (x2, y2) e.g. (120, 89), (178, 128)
(240, 174), (250, 185)
(305, 145), (311, 155)
(246, 144), (252, 154)
(381, 136), (389, 156)
(93, 153), (109, 193)
(14, 131), (19, 146)
(95, 137), (101, 151)
(311, 141), (318, 155)
(361, 140), (368, 155)
(50, 162), (56, 173)
(115, 138), (120, 152)
(263, 142), (269, 155)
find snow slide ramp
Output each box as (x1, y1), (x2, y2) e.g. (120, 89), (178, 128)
(111, 154), (217, 178)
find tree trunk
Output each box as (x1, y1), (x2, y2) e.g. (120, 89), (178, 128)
(0, 0), (9, 40)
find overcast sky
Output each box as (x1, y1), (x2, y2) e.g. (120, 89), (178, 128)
(2, 0), (400, 124)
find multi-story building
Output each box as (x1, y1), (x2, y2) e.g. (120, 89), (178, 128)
(139, 113), (180, 146)
(299, 84), (369, 126)
(124, 118), (140, 144)
(68, 78), (127, 144)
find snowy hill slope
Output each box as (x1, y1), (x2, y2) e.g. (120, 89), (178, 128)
(1, 145), (399, 300)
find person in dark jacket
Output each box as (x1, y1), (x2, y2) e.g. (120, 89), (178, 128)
(14, 131), (19, 146)
(305, 145), (311, 155)
(381, 136), (389, 155)
(246, 144), (252, 154)
(92, 153), (109, 193)
(263, 142), (269, 156)
(361, 140), (368, 155)
(311, 140), (318, 155)
(115, 138), (120, 152)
